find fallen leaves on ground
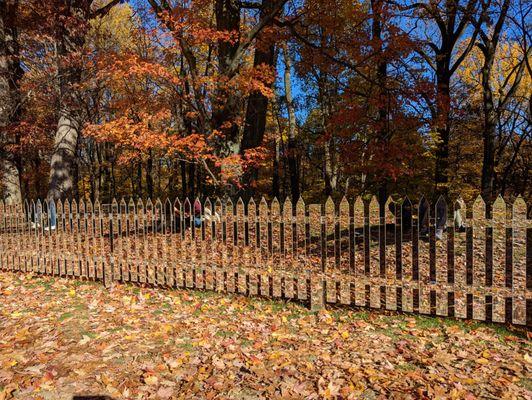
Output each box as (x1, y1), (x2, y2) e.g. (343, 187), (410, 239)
(0, 272), (530, 399)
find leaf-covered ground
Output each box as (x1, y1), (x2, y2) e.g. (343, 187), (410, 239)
(0, 273), (530, 400)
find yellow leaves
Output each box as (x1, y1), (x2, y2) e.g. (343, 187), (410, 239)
(68, 289), (76, 297)
(341, 331), (350, 339)
(476, 357), (489, 365)
(10, 311), (22, 318)
(144, 375), (159, 385)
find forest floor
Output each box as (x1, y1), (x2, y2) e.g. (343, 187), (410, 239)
(0, 272), (530, 400)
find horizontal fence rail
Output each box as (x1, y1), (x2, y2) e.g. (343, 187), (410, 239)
(0, 195), (530, 326)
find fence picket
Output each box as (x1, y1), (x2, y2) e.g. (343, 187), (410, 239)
(472, 195), (486, 321)
(512, 196), (527, 325)
(491, 196), (506, 322)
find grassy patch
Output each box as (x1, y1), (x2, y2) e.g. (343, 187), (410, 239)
(58, 312), (74, 322)
(215, 329), (235, 338)
(79, 330), (97, 339)
(517, 378), (532, 391)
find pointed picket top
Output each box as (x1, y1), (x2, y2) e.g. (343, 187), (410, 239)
(325, 195), (335, 212)
(63, 198), (71, 215)
(48, 198), (57, 216)
(259, 196), (269, 221)
(339, 196), (349, 233)
(384, 196), (396, 224)
(145, 198), (153, 212)
(236, 196), (245, 215)
(204, 197), (212, 213)
(155, 198), (163, 222)
(472, 194), (486, 219)
(246, 197), (256, 224)
(339, 196), (349, 212)
(402, 196), (413, 213)
(435, 195), (448, 220)
(110, 198), (118, 215)
(173, 197), (181, 212)
(69, 198), (77, 215)
(86, 198), (93, 214)
(183, 197), (191, 216)
(401, 196), (413, 228)
(283, 197), (293, 218)
(418, 195), (429, 210)
(23, 199), (30, 217)
(225, 197), (234, 214)
(295, 196), (305, 218)
(512, 195), (527, 221)
(369, 195), (379, 224)
(126, 198), (134, 214)
(492, 195), (506, 222)
(119, 198), (127, 214)
(165, 197), (173, 218)
(94, 199), (101, 214)
(271, 196), (280, 217)
(136, 198), (144, 214)
(55, 198), (63, 215)
(211, 197), (221, 224)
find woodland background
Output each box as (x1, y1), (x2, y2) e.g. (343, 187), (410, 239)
(0, 0), (530, 206)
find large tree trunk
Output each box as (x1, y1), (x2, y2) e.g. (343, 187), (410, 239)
(213, 0), (242, 158)
(48, 0), (121, 201)
(47, 2), (86, 201)
(434, 69), (452, 194)
(48, 111), (80, 200)
(481, 59), (497, 203)
(240, 0), (277, 193)
(0, 0), (23, 204)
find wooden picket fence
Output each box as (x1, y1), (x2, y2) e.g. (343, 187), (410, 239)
(0, 195), (530, 326)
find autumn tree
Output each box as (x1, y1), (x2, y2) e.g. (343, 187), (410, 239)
(0, 0), (23, 204)
(398, 0), (484, 195)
